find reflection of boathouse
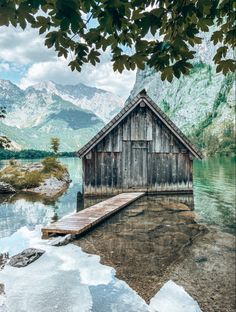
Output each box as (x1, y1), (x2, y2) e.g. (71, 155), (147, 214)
(78, 90), (202, 196)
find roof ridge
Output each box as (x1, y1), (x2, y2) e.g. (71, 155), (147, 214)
(78, 90), (202, 159)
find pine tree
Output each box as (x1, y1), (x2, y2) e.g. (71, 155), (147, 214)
(50, 137), (60, 155)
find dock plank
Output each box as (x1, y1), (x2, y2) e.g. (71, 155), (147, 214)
(41, 192), (144, 238)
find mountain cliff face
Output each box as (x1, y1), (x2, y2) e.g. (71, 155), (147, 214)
(0, 80), (124, 151)
(128, 29), (235, 155)
(129, 64), (235, 155)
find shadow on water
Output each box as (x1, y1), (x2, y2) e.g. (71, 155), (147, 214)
(75, 194), (207, 301)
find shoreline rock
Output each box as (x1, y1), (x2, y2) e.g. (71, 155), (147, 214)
(49, 234), (73, 246)
(25, 173), (71, 198)
(0, 182), (16, 194)
(8, 248), (45, 268)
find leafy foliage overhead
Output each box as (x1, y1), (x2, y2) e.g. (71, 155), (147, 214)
(0, 107), (6, 119)
(0, 0), (235, 81)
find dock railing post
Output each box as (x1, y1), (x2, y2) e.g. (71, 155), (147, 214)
(77, 191), (84, 212)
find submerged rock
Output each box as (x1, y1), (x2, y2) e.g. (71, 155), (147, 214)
(0, 182), (16, 194)
(8, 248), (45, 268)
(167, 202), (191, 211)
(49, 234), (73, 247)
(195, 255), (208, 263)
(149, 280), (202, 312)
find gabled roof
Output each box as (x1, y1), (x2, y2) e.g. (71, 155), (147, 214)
(78, 89), (202, 159)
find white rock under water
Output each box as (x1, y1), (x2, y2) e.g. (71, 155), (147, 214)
(149, 280), (202, 312)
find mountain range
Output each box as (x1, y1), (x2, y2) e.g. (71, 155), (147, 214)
(0, 50), (235, 155)
(0, 80), (123, 151)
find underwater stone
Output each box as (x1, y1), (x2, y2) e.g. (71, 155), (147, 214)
(49, 234), (73, 247)
(8, 248), (45, 268)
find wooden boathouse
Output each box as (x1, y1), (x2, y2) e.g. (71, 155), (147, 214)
(78, 90), (202, 196)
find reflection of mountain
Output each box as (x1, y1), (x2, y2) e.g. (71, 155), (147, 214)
(77, 195), (204, 301)
(0, 80), (123, 151)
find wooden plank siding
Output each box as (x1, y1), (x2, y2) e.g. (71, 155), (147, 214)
(82, 103), (194, 196)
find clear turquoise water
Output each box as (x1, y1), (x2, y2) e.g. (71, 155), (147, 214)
(193, 156), (235, 233)
(0, 156), (235, 239)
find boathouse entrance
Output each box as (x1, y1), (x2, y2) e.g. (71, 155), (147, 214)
(122, 141), (148, 190)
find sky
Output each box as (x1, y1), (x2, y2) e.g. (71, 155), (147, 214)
(0, 26), (136, 99)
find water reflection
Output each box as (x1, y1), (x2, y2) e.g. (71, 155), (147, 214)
(0, 158), (83, 239)
(193, 157), (236, 233)
(76, 195), (206, 301)
(0, 156), (235, 240)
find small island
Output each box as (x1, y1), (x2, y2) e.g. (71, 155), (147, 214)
(0, 157), (71, 198)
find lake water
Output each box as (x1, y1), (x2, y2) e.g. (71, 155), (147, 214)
(0, 156), (235, 240)
(0, 156), (235, 312)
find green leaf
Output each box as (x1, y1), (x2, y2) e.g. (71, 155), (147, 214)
(87, 49), (101, 66)
(211, 31), (223, 45)
(161, 67), (173, 82)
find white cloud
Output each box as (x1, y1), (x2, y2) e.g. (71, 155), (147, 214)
(0, 26), (56, 64)
(19, 52), (136, 98)
(0, 26), (136, 98)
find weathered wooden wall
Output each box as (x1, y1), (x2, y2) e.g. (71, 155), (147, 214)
(82, 103), (193, 195)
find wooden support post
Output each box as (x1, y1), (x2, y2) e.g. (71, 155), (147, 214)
(76, 191), (84, 212)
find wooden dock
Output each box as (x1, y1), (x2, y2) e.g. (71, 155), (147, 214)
(41, 192), (145, 238)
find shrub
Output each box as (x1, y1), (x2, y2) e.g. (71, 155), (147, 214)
(16, 171), (42, 189)
(8, 159), (19, 167)
(42, 157), (66, 173)
(0, 170), (42, 189)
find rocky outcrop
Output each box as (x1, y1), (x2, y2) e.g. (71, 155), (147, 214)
(8, 248), (45, 268)
(20, 163), (43, 172)
(0, 160), (71, 198)
(0, 182), (16, 193)
(28, 175), (71, 198)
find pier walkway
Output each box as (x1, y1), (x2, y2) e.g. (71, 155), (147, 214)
(41, 192), (145, 238)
